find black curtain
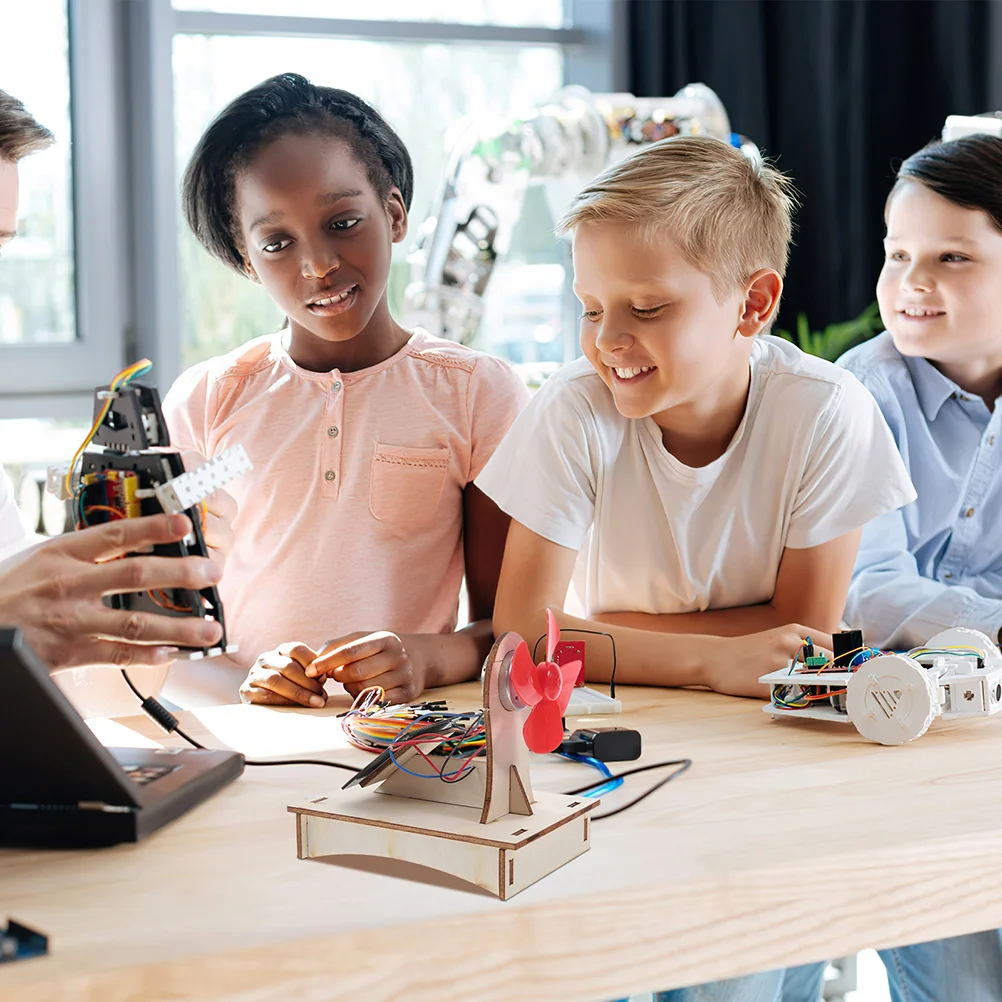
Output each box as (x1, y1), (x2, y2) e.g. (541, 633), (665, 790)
(626, 0), (990, 335)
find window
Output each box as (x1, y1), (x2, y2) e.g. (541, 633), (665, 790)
(0, 0), (75, 347)
(0, 0), (128, 414)
(172, 0), (565, 28)
(0, 0), (613, 421)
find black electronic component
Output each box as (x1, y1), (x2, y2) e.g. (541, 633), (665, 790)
(0, 918), (48, 963)
(558, 727), (642, 762)
(833, 629), (864, 668)
(803, 639), (815, 660)
(91, 383), (168, 452)
(74, 380), (228, 655)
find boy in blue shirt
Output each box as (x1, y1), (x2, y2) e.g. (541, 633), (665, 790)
(838, 133), (1002, 1002)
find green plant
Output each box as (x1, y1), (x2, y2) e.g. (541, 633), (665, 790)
(774, 301), (884, 362)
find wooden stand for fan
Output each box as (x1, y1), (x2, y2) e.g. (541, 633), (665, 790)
(287, 631), (598, 899)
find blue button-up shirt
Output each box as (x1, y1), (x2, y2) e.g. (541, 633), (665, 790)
(838, 332), (1002, 649)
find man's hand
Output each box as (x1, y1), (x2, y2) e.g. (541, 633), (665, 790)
(0, 513), (223, 671)
(181, 450), (236, 565)
(239, 642), (327, 707)
(702, 625), (833, 699)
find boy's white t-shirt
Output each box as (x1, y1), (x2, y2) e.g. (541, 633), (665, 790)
(475, 335), (916, 617)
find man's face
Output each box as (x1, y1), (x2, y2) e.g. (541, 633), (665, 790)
(573, 220), (752, 424)
(0, 158), (19, 255)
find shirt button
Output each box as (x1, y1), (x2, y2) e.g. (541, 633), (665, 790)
(327, 426), (339, 438)
(944, 571), (953, 579)
(332, 380), (342, 392)
(991, 436), (996, 446)
(324, 470), (336, 482)
(965, 507), (976, 518)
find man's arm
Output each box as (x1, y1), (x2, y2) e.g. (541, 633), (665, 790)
(0, 513), (224, 671)
(845, 509), (1002, 649)
(493, 520), (820, 698)
(595, 529), (861, 638)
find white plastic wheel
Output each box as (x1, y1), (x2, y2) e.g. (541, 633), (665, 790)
(846, 654), (940, 745)
(923, 627), (1002, 669)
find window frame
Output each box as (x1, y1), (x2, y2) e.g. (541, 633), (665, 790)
(0, 0), (620, 418)
(0, 0), (131, 418)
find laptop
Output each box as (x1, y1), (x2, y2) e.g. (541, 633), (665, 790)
(0, 629), (244, 847)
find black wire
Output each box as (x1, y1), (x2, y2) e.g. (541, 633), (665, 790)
(564, 757), (693, 821)
(436, 709), (485, 783)
(532, 627), (618, 699)
(243, 757), (358, 773)
(120, 669), (145, 702)
(174, 726), (206, 750)
(121, 669), (358, 773)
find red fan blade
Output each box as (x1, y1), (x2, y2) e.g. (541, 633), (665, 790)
(555, 661), (582, 715)
(546, 608), (560, 663)
(510, 640), (542, 706)
(522, 698), (566, 754)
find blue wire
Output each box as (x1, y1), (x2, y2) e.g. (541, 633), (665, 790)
(386, 744), (442, 779)
(558, 752), (624, 798)
(849, 649), (880, 667)
(382, 712), (484, 780)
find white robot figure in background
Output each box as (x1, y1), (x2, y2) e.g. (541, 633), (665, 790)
(760, 628), (1002, 746)
(403, 83), (756, 345)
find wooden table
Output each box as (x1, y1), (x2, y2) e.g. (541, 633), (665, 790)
(4, 683), (1002, 1002)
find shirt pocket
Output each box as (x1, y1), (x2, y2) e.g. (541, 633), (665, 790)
(369, 443), (450, 527)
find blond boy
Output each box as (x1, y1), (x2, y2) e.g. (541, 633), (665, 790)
(477, 136), (915, 701)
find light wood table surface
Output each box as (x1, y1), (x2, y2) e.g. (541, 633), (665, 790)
(4, 682), (1002, 1002)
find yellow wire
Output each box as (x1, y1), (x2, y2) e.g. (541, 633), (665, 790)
(64, 359), (153, 497)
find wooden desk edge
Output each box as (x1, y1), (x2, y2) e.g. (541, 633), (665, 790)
(7, 824), (1002, 1002)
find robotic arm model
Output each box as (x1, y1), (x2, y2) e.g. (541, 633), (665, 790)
(48, 365), (251, 658)
(403, 83), (757, 345)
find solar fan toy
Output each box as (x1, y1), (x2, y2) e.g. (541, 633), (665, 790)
(287, 612), (599, 899)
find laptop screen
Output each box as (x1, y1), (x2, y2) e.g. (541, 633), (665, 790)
(0, 630), (140, 807)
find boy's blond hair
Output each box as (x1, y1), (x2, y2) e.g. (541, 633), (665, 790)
(557, 136), (797, 301)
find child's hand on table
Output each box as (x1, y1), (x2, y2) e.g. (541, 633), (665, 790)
(238, 632), (429, 707)
(702, 625), (833, 699)
(239, 642), (327, 707)
(307, 631), (427, 703)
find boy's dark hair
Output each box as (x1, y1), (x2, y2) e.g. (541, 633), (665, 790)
(0, 90), (54, 163)
(891, 132), (1002, 233)
(182, 73), (414, 273)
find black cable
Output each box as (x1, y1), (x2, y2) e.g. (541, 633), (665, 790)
(532, 627), (618, 699)
(174, 726), (206, 750)
(436, 709), (485, 783)
(564, 757), (693, 821)
(121, 669), (358, 773)
(242, 757), (358, 773)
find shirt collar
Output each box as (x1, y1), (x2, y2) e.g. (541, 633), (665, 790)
(902, 353), (962, 422)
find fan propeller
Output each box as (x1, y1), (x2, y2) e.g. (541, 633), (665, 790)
(509, 609), (582, 753)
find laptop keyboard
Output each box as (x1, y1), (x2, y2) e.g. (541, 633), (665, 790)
(121, 764), (178, 786)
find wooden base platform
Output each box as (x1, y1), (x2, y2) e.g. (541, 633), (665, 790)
(289, 785), (598, 900)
